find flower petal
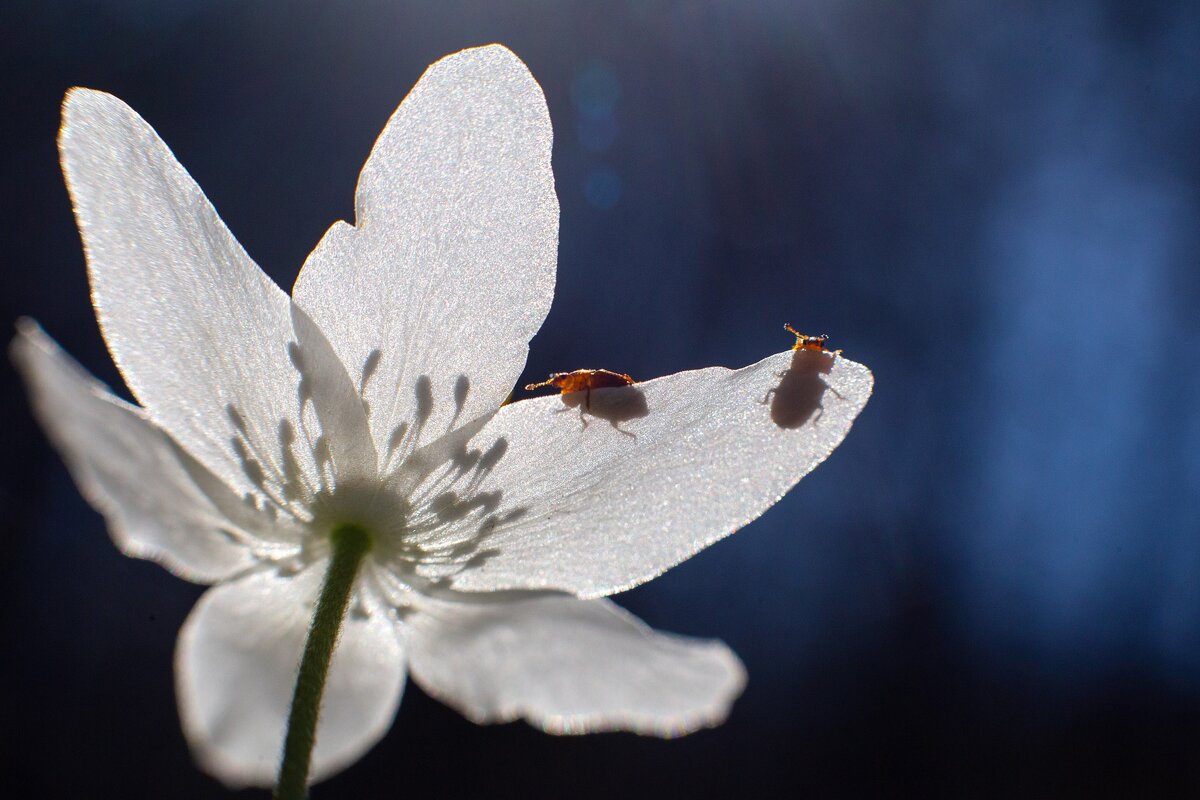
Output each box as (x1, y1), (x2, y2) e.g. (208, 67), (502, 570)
(58, 89), (375, 506)
(10, 320), (270, 582)
(444, 350), (873, 597)
(292, 44), (557, 461)
(406, 593), (745, 735)
(288, 301), (378, 485)
(176, 565), (405, 787)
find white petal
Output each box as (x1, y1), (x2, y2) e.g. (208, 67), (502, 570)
(292, 44), (558, 461)
(58, 89), (375, 506)
(406, 593), (745, 735)
(288, 302), (378, 485)
(445, 350), (873, 596)
(176, 565), (404, 787)
(10, 320), (271, 582)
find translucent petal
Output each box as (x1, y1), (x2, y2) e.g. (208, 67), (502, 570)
(10, 320), (279, 582)
(443, 350), (874, 597)
(292, 44), (557, 463)
(58, 89), (375, 506)
(406, 593), (745, 735)
(176, 565), (404, 787)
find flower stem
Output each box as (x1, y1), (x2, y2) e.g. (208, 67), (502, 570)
(275, 524), (371, 800)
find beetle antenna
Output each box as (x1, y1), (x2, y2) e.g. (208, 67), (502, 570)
(524, 376), (554, 391)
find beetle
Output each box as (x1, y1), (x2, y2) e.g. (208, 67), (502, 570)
(525, 368), (636, 410)
(784, 323), (841, 355)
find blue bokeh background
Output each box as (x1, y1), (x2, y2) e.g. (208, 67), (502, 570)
(2, 1), (1198, 796)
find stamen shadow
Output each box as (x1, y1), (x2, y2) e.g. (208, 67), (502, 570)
(221, 344), (527, 588)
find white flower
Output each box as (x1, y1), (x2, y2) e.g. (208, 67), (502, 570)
(12, 45), (873, 787)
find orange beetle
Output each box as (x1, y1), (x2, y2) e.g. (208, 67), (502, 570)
(784, 323), (841, 355)
(525, 368), (635, 409)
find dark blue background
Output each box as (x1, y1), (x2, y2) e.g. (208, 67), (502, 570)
(3, 1), (1199, 797)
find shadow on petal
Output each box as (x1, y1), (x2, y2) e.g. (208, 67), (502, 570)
(557, 385), (649, 438)
(764, 349), (839, 429)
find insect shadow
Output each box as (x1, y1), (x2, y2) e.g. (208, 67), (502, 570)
(556, 385), (649, 438)
(764, 348), (840, 429)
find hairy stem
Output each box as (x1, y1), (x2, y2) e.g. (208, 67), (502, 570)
(275, 524), (371, 800)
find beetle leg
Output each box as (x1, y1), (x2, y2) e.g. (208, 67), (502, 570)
(612, 421), (637, 440)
